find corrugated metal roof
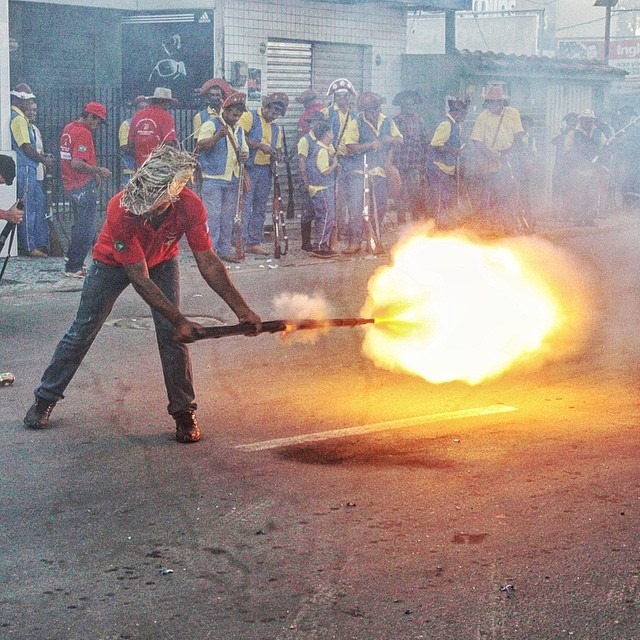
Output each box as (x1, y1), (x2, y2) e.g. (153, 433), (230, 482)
(457, 50), (627, 79)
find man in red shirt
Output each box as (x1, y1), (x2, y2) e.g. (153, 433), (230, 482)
(129, 87), (179, 168)
(24, 145), (261, 444)
(59, 101), (112, 277)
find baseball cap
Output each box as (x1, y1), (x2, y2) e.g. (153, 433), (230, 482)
(84, 102), (107, 121)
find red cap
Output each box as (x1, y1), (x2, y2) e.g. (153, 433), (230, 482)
(84, 102), (107, 121)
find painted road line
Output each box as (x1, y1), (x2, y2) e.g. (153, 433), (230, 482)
(236, 404), (519, 452)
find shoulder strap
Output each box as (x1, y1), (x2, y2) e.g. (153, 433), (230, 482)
(489, 108), (507, 151)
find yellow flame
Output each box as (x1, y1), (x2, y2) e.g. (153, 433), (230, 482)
(361, 229), (592, 385)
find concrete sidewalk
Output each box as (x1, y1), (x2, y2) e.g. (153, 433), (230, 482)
(0, 212), (636, 298)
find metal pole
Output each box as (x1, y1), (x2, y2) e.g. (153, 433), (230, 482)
(445, 9), (456, 55)
(604, 4), (612, 64)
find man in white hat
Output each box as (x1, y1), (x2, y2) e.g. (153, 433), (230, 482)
(563, 109), (608, 226)
(10, 83), (54, 257)
(128, 87), (179, 168)
(24, 145), (261, 444)
(466, 84), (524, 228)
(320, 78), (358, 243)
(119, 95), (150, 188)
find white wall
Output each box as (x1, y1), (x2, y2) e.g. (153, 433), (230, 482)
(223, 0), (407, 105)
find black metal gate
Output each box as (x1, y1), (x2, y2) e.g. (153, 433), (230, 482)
(35, 87), (197, 251)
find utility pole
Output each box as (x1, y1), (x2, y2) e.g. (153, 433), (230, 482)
(594, 0), (619, 64)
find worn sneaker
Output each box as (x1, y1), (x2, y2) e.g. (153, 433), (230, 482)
(64, 268), (86, 279)
(174, 410), (201, 443)
(24, 397), (56, 429)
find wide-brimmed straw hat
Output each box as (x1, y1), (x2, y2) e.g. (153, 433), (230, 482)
(483, 85), (509, 101)
(146, 87), (178, 104)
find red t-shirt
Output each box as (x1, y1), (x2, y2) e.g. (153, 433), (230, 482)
(92, 187), (212, 268)
(59, 120), (96, 191)
(129, 105), (178, 168)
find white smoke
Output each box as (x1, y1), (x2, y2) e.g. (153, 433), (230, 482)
(272, 292), (332, 343)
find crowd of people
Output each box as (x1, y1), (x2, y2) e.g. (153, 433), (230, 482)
(5, 77), (640, 443)
(7, 78), (640, 276)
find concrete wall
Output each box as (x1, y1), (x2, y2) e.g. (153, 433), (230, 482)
(222, 0), (407, 107)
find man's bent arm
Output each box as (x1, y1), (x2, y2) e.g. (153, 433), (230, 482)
(193, 249), (261, 326)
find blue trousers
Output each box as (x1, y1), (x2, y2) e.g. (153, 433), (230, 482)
(35, 257), (196, 416)
(310, 189), (335, 251)
(66, 181), (97, 273)
(346, 172), (388, 244)
(16, 165), (49, 254)
(201, 178), (238, 257)
(242, 164), (272, 247)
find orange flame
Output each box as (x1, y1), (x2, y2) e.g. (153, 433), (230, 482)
(360, 229), (592, 385)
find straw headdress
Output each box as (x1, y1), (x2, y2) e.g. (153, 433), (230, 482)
(121, 145), (197, 217)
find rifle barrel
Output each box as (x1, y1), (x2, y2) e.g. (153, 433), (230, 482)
(193, 317), (374, 341)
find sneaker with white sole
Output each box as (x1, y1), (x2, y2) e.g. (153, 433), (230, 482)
(64, 268), (86, 279)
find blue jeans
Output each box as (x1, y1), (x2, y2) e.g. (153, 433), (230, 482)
(346, 173), (388, 244)
(201, 178), (237, 257)
(66, 181), (97, 273)
(310, 189), (335, 251)
(242, 164), (272, 247)
(35, 257), (196, 416)
(16, 165), (49, 254)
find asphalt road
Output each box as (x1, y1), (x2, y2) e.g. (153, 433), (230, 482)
(1, 225), (639, 640)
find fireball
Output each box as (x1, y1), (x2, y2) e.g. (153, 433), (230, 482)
(361, 229), (591, 385)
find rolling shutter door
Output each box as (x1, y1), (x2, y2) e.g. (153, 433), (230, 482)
(266, 41), (313, 222)
(312, 43), (369, 97)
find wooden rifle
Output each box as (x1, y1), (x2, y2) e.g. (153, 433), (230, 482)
(330, 106), (351, 250)
(281, 128), (296, 220)
(188, 317), (374, 341)
(234, 163), (246, 261)
(362, 153), (381, 254)
(212, 115), (246, 260)
(271, 158), (288, 258)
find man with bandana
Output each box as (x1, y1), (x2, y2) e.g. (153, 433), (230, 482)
(342, 92), (403, 254)
(24, 146), (261, 444)
(192, 78), (234, 139)
(196, 92), (249, 262)
(239, 92), (288, 255)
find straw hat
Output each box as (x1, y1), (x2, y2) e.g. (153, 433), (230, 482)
(482, 85), (509, 101)
(146, 87), (178, 104)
